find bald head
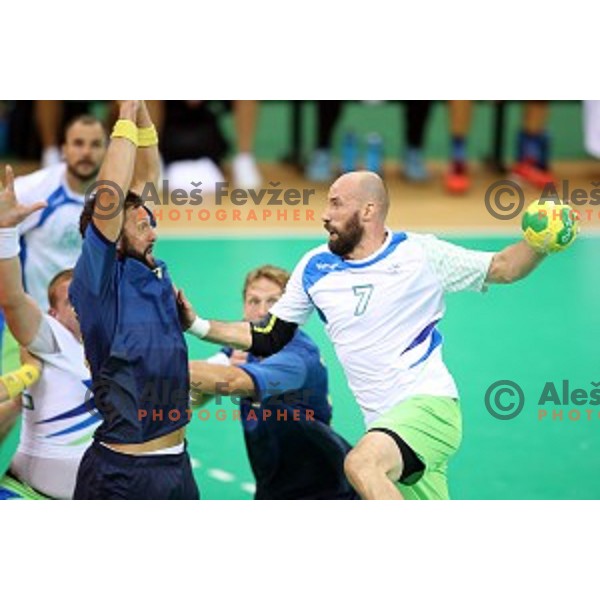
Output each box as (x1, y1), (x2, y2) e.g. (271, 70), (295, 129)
(330, 171), (389, 223)
(323, 170), (390, 258)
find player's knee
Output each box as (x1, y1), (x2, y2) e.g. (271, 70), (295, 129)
(345, 431), (408, 485)
(344, 445), (381, 484)
(343, 449), (363, 484)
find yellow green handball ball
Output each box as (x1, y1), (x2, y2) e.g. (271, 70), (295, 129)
(521, 199), (579, 254)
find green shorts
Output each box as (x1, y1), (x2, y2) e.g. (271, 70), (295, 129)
(0, 474), (49, 500)
(368, 395), (462, 500)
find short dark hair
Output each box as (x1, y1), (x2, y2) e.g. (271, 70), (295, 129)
(63, 114), (106, 143)
(79, 191), (144, 238)
(48, 269), (75, 309)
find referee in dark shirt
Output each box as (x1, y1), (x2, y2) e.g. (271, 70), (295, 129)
(69, 101), (199, 499)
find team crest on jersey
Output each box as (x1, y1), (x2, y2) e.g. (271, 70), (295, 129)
(316, 261), (341, 271)
(303, 252), (348, 293)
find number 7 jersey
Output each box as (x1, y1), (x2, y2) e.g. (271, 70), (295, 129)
(270, 230), (495, 425)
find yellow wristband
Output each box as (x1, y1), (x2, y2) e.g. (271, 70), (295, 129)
(0, 363), (41, 400)
(111, 119), (138, 146)
(138, 125), (159, 147)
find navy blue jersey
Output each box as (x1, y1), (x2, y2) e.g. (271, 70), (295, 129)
(69, 223), (190, 444)
(222, 331), (355, 499)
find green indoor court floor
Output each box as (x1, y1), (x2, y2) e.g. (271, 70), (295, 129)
(157, 233), (600, 500)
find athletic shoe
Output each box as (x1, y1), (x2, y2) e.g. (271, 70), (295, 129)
(404, 148), (429, 182)
(306, 149), (333, 182)
(232, 153), (262, 189)
(511, 160), (555, 189)
(41, 146), (61, 168)
(445, 161), (470, 194)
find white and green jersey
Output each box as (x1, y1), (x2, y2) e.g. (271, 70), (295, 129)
(15, 164), (85, 311)
(18, 314), (99, 458)
(271, 230), (494, 425)
(11, 315), (100, 498)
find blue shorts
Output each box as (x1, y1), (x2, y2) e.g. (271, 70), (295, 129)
(74, 441), (200, 500)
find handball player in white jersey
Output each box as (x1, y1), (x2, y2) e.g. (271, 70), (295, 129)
(15, 114), (106, 310)
(0, 165), (99, 499)
(1, 114), (106, 376)
(184, 171), (552, 500)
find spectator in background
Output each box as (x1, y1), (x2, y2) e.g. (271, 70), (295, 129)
(583, 100), (600, 160)
(306, 101), (433, 182)
(445, 100), (554, 194)
(34, 101), (108, 167)
(37, 101), (262, 190)
(231, 100), (261, 188)
(512, 101), (553, 188)
(149, 100), (261, 192)
(445, 100), (471, 194)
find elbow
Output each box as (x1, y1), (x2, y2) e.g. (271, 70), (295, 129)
(249, 316), (297, 357)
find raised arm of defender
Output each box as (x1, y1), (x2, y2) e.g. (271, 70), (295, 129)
(130, 101), (160, 196)
(92, 101), (139, 242)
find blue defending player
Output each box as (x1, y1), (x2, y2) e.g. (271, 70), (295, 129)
(187, 265), (358, 500)
(69, 101), (198, 500)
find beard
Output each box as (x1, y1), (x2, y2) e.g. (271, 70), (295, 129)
(120, 235), (156, 268)
(326, 211), (364, 257)
(67, 160), (101, 183)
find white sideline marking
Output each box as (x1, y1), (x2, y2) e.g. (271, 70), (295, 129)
(240, 482), (256, 494)
(207, 468), (236, 483)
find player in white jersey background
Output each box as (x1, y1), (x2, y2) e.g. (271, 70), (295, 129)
(0, 114), (106, 379)
(15, 114), (107, 310)
(183, 170), (556, 500)
(0, 165), (99, 498)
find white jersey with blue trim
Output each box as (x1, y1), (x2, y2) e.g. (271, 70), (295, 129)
(17, 314), (100, 459)
(15, 163), (85, 311)
(270, 229), (495, 425)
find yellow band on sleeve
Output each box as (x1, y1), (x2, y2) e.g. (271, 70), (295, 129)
(138, 125), (159, 147)
(111, 119), (139, 146)
(0, 363), (41, 400)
